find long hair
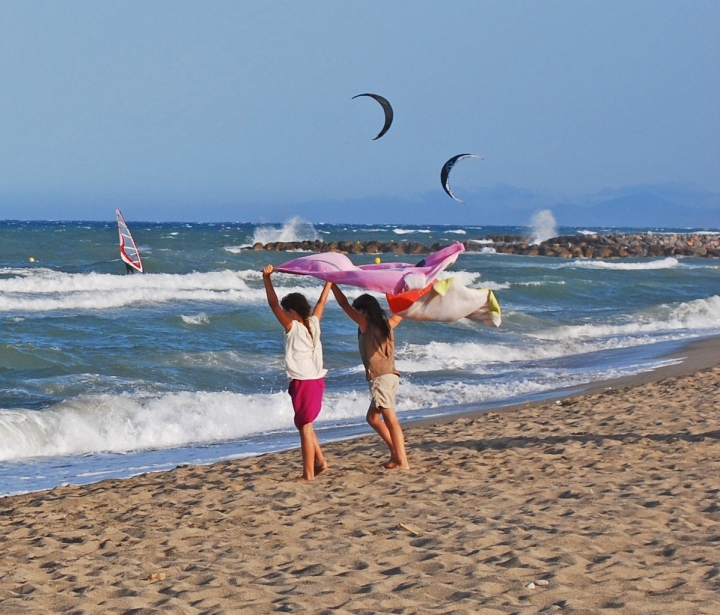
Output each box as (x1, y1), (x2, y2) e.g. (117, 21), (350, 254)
(352, 294), (391, 340)
(281, 293), (313, 337)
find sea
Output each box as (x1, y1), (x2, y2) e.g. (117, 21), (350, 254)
(1, 218), (719, 497)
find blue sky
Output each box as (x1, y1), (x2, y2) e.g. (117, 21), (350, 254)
(0, 1), (718, 225)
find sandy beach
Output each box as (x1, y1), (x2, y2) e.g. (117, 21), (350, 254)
(1, 341), (719, 614)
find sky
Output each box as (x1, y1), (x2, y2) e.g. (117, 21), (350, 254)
(0, 1), (719, 225)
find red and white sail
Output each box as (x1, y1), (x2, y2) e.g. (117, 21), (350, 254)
(116, 209), (144, 273)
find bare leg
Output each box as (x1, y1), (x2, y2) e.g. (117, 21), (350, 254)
(378, 407), (409, 469)
(367, 406), (396, 462)
(367, 406), (410, 469)
(298, 424), (317, 481)
(312, 429), (327, 473)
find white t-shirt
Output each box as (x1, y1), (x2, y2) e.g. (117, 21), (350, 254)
(284, 315), (327, 381)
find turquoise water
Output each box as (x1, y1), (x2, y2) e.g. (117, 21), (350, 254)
(1, 219), (719, 496)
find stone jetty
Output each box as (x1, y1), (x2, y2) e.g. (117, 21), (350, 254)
(249, 232), (720, 258)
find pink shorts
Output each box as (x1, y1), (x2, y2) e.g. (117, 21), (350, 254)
(288, 378), (325, 429)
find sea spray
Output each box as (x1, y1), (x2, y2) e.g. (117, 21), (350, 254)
(252, 217), (318, 245)
(530, 210), (558, 245)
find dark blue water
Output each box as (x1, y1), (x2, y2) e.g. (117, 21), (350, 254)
(1, 219), (719, 496)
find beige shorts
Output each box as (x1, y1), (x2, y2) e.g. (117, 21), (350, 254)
(368, 374), (399, 410)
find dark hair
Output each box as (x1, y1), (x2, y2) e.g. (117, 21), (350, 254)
(280, 293), (311, 320)
(352, 294), (391, 340)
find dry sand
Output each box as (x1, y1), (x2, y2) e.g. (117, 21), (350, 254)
(1, 342), (719, 614)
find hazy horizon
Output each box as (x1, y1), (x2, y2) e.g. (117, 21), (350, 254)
(1, 2), (718, 226)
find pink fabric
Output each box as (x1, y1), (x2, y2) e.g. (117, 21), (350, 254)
(288, 378), (325, 429)
(276, 242), (465, 295)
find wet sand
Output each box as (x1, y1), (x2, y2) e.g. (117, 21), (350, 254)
(1, 338), (719, 614)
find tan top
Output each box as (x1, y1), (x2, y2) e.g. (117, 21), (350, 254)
(358, 324), (400, 381)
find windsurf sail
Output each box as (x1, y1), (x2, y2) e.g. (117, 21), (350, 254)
(116, 209), (144, 273)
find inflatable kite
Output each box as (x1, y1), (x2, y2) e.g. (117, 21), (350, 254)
(352, 93), (394, 140)
(277, 242), (501, 327)
(441, 154), (483, 202)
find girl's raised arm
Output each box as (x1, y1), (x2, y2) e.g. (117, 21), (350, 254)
(330, 283), (368, 332)
(262, 265), (293, 333)
(312, 282), (332, 320)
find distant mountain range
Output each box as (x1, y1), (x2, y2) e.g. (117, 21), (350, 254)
(2, 184), (718, 228)
(292, 184), (719, 229)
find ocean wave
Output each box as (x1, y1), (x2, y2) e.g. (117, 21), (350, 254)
(530, 295), (720, 341)
(569, 257), (680, 271)
(0, 266), (498, 312)
(2, 357), (681, 465)
(0, 268), (257, 294)
(396, 297), (720, 372)
(0, 270), (251, 311)
(393, 229), (431, 235)
(516, 280), (567, 286)
(0, 269), (339, 312)
(395, 338), (646, 372)
(0, 361), (656, 462)
(0, 386), (395, 461)
(180, 313), (210, 325)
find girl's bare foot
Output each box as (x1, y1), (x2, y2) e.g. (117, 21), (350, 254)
(384, 457), (410, 470)
(315, 462), (328, 475)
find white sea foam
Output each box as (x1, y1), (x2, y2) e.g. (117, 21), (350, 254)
(251, 217), (318, 245)
(445, 229), (467, 235)
(516, 280), (567, 286)
(393, 228), (431, 235)
(530, 295), (720, 341)
(0, 360), (660, 462)
(396, 296), (720, 373)
(569, 257), (680, 271)
(0, 391), (297, 461)
(0, 386), (392, 461)
(396, 338), (626, 372)
(0, 269), (329, 312)
(180, 313), (210, 325)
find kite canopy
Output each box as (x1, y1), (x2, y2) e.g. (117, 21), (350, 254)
(277, 242), (464, 295)
(440, 154), (483, 202)
(276, 242), (501, 326)
(352, 93), (394, 140)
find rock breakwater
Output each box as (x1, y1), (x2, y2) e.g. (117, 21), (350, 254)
(249, 232), (720, 258)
